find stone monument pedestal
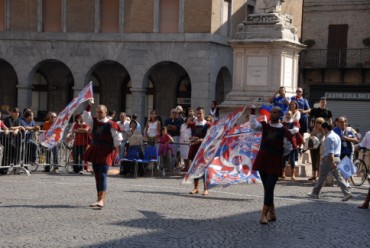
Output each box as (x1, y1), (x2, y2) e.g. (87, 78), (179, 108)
(219, 12), (305, 117)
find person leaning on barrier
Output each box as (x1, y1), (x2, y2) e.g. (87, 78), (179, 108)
(0, 111), (10, 135)
(71, 113), (91, 174)
(19, 111), (40, 165)
(4, 108), (25, 135)
(3, 108), (25, 168)
(42, 112), (60, 172)
(0, 112), (10, 174)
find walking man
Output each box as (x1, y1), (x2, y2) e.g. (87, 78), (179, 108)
(308, 122), (352, 201)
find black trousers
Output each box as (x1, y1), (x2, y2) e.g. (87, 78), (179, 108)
(259, 171), (278, 206)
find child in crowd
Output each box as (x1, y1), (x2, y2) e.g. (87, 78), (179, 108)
(158, 127), (174, 172)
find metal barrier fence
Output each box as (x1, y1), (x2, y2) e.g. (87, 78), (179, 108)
(0, 129), (93, 175)
(0, 130), (29, 175)
(1, 128), (192, 177)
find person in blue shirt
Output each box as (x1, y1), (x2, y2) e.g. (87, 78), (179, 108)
(307, 121), (352, 201)
(268, 86), (290, 116)
(333, 117), (358, 160)
(19, 111), (40, 165)
(290, 87), (310, 135)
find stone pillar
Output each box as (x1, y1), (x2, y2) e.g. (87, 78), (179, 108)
(72, 72), (87, 97)
(219, 9), (305, 117)
(16, 72), (32, 109)
(130, 87), (146, 126)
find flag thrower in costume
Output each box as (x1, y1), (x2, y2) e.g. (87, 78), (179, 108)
(40, 82), (93, 149)
(181, 106), (247, 184)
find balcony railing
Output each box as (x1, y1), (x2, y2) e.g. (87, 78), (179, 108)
(300, 48), (370, 69)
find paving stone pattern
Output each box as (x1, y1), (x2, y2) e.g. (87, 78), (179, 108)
(0, 170), (369, 248)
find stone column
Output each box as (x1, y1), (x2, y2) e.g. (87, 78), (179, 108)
(16, 73), (33, 109)
(130, 87), (146, 126)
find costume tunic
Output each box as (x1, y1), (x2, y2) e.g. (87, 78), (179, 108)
(188, 120), (210, 160)
(83, 118), (121, 165)
(252, 121), (292, 176)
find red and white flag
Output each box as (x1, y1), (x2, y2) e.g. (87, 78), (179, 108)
(40, 82), (93, 149)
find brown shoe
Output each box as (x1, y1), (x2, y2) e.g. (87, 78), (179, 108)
(260, 205), (269, 224)
(268, 204), (276, 222)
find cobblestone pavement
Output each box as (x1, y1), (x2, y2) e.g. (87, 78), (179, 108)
(0, 169), (369, 248)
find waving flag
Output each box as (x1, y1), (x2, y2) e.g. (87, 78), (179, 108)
(182, 106), (247, 184)
(205, 116), (267, 188)
(40, 82), (93, 149)
(259, 104), (273, 121)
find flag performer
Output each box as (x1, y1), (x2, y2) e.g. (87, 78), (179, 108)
(82, 100), (122, 208)
(249, 105), (292, 224)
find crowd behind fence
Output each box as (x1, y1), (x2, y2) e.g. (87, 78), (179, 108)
(0, 128), (192, 177)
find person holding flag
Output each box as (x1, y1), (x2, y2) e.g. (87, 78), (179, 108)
(82, 100), (123, 208)
(250, 106), (292, 224)
(188, 107), (211, 195)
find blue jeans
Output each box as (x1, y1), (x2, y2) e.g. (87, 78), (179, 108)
(92, 164), (109, 192)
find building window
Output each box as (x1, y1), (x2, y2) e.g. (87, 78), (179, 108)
(43, 0), (62, 32)
(0, 0), (5, 31)
(32, 73), (48, 120)
(220, 0), (231, 37)
(101, 0), (119, 33)
(159, 0), (179, 33)
(247, 4), (254, 16)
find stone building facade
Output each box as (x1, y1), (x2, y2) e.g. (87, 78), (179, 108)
(0, 0), (303, 124)
(300, 0), (370, 133)
(0, 0), (246, 122)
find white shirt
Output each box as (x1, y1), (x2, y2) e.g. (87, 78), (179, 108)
(359, 131), (370, 149)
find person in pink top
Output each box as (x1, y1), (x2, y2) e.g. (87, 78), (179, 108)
(158, 127), (174, 172)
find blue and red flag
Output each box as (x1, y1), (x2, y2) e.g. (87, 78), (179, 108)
(205, 116), (266, 188)
(259, 104), (273, 121)
(182, 105), (247, 184)
(40, 82), (93, 149)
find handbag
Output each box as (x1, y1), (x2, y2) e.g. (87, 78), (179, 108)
(304, 136), (320, 150)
